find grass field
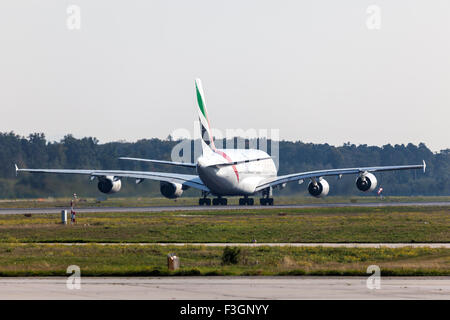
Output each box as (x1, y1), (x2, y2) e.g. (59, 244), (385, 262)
(0, 195), (449, 209)
(0, 203), (448, 276)
(0, 243), (448, 276)
(0, 206), (448, 243)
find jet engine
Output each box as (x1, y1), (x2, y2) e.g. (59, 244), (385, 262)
(308, 178), (330, 198)
(160, 182), (184, 199)
(356, 172), (377, 192)
(97, 176), (122, 194)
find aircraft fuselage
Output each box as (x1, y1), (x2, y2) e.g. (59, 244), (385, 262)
(196, 149), (277, 196)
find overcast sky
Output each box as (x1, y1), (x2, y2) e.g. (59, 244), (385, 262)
(0, 1), (448, 152)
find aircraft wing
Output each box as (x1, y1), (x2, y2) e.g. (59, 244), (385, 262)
(255, 161), (426, 191)
(15, 165), (209, 192)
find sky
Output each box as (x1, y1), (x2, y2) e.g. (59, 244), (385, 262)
(0, 1), (449, 152)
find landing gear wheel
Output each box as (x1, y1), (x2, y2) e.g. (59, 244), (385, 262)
(239, 197), (254, 205)
(260, 198), (274, 206)
(199, 198), (212, 206)
(213, 198), (227, 206)
(239, 198), (254, 206)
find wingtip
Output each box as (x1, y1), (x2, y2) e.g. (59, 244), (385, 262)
(422, 160), (426, 173)
(14, 164), (19, 175)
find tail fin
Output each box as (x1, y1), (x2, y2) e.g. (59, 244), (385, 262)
(195, 79), (215, 154)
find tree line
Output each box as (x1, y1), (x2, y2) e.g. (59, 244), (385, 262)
(0, 131), (448, 198)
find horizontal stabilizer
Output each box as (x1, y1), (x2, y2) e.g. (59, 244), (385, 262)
(119, 157), (197, 168)
(207, 156), (272, 168)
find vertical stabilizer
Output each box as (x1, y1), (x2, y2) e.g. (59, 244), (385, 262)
(195, 79), (215, 154)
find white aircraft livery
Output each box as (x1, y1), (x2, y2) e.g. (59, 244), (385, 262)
(16, 79), (426, 206)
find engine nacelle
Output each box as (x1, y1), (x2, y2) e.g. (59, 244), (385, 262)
(356, 172), (377, 192)
(97, 176), (122, 194)
(160, 182), (184, 199)
(308, 178), (330, 198)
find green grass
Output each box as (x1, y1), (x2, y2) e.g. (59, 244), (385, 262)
(0, 195), (449, 208)
(0, 244), (447, 276)
(0, 206), (448, 243)
(0, 204), (448, 277)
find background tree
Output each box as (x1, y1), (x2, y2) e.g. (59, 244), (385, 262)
(0, 132), (447, 198)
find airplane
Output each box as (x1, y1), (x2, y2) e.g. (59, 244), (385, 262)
(15, 79), (426, 206)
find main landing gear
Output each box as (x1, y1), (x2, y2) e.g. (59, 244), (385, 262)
(239, 196), (254, 206)
(199, 192), (228, 206)
(212, 197), (227, 206)
(259, 197), (274, 206)
(199, 193), (273, 206)
(199, 198), (228, 206)
(259, 187), (274, 206)
(199, 191), (212, 206)
(198, 198), (211, 206)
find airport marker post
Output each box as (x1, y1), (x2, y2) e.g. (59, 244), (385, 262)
(61, 210), (67, 225)
(167, 253), (180, 271)
(70, 198), (77, 224)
